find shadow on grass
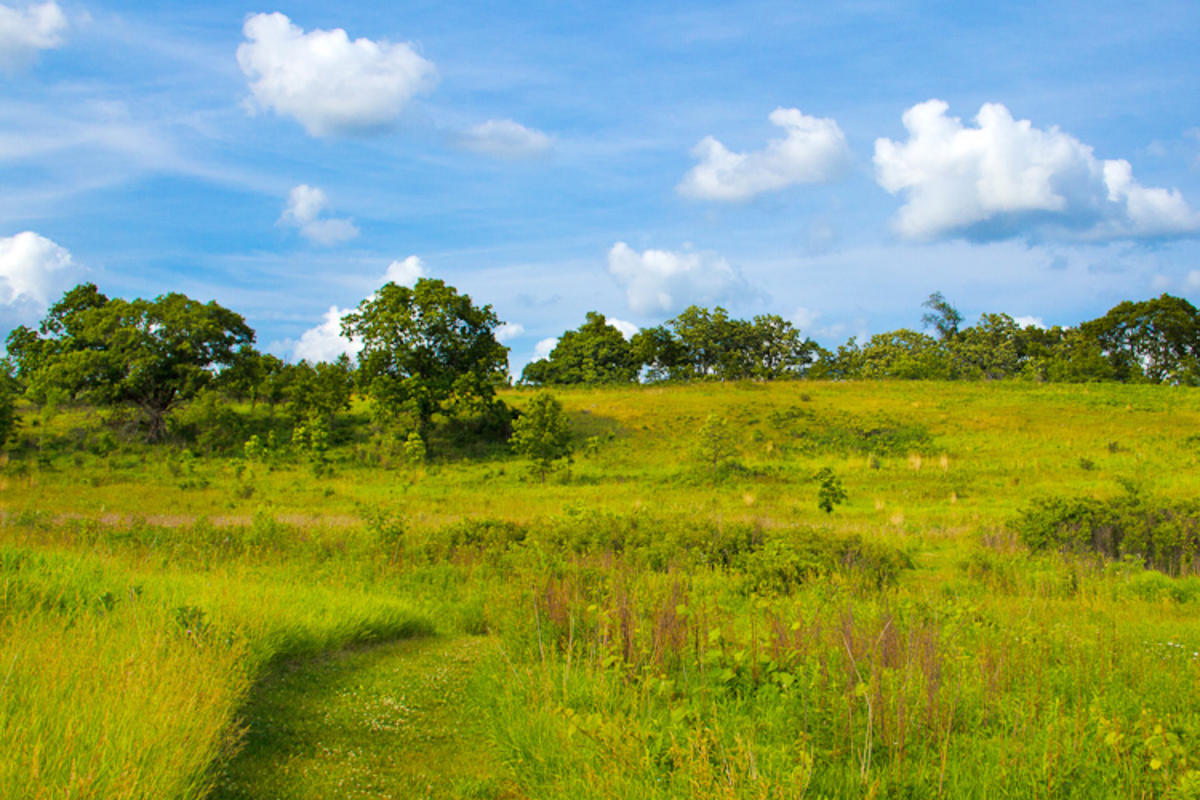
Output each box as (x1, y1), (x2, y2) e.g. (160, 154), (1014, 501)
(211, 634), (518, 800)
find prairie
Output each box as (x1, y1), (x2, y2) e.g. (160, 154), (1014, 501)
(3, 379), (1200, 798)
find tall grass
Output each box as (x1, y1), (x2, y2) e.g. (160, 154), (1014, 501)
(4, 380), (1200, 797)
(0, 540), (433, 800)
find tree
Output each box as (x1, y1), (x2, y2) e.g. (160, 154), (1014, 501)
(286, 355), (354, 427)
(520, 312), (638, 385)
(25, 286), (255, 440)
(921, 291), (963, 341)
(748, 314), (819, 379)
(1081, 294), (1200, 384)
(815, 467), (847, 513)
(694, 413), (737, 468)
(949, 313), (1024, 379)
(855, 329), (950, 379)
(0, 370), (16, 448)
(342, 278), (509, 432)
(669, 305), (740, 378)
(510, 391), (573, 481)
(631, 325), (686, 382)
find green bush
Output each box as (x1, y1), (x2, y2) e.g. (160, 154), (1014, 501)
(1012, 488), (1200, 575)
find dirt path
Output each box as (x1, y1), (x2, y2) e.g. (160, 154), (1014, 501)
(211, 635), (520, 800)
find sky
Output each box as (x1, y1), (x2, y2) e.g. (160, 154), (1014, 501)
(2, 0), (1199, 373)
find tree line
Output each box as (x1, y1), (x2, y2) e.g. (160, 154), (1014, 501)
(522, 292), (1200, 387)
(1, 278), (1198, 449)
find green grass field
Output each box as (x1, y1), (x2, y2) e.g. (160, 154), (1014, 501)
(3, 380), (1200, 798)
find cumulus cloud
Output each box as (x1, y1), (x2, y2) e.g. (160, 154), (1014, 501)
(607, 241), (745, 315)
(0, 231), (79, 309)
(294, 305), (362, 363)
(0, 1), (66, 73)
(495, 322), (525, 342)
(1012, 315), (1046, 329)
(1187, 271), (1200, 291)
(533, 337), (557, 360)
(677, 107), (850, 201)
(607, 317), (638, 339)
(458, 119), (552, 160)
(279, 184), (359, 245)
(874, 99), (1200, 241)
(383, 254), (426, 286)
(237, 12), (436, 137)
(291, 256), (431, 362)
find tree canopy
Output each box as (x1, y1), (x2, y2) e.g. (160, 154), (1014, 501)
(13, 285), (254, 439)
(520, 312), (638, 385)
(343, 278), (509, 430)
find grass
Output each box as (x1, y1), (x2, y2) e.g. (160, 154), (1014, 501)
(3, 379), (1200, 797)
(213, 636), (515, 800)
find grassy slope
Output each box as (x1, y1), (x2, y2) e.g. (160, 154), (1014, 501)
(2, 379), (1200, 798)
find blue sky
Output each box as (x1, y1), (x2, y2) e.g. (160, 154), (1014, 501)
(2, 0), (1199, 371)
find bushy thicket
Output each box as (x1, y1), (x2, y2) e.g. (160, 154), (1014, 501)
(1011, 485), (1200, 575)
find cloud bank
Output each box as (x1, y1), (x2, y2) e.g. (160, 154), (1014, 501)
(607, 242), (745, 314)
(0, 1), (66, 73)
(238, 12), (436, 137)
(678, 107), (850, 201)
(279, 185), (359, 245)
(874, 100), (1200, 241)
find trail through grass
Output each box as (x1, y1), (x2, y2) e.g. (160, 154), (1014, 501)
(213, 635), (518, 800)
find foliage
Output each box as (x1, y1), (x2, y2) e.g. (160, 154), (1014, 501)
(694, 413), (737, 468)
(921, 290), (963, 340)
(510, 391), (573, 481)
(18, 284), (254, 440)
(815, 466), (847, 513)
(402, 431), (426, 465)
(343, 278), (509, 431)
(1012, 485), (1200, 575)
(285, 355), (354, 426)
(1082, 293), (1200, 384)
(520, 312), (639, 385)
(0, 371), (16, 447)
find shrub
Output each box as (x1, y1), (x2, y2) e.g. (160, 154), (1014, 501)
(1011, 487), (1200, 575)
(510, 392), (573, 482)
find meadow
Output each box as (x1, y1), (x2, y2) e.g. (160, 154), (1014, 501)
(3, 379), (1200, 798)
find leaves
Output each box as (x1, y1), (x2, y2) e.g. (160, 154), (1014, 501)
(343, 279), (508, 428)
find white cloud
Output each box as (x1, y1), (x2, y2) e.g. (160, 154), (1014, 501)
(874, 99), (1200, 241)
(1012, 315), (1046, 329)
(1187, 271), (1200, 290)
(279, 184), (359, 245)
(0, 231), (79, 308)
(458, 119), (552, 159)
(237, 12), (436, 137)
(607, 241), (745, 315)
(790, 306), (845, 339)
(495, 321), (524, 342)
(293, 305), (362, 363)
(607, 317), (638, 339)
(677, 107), (850, 201)
(0, 1), (66, 73)
(533, 337), (558, 360)
(383, 255), (426, 286)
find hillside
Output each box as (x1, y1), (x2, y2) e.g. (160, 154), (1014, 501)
(3, 380), (1200, 798)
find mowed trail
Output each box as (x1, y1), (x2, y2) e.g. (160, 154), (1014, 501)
(212, 635), (520, 800)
